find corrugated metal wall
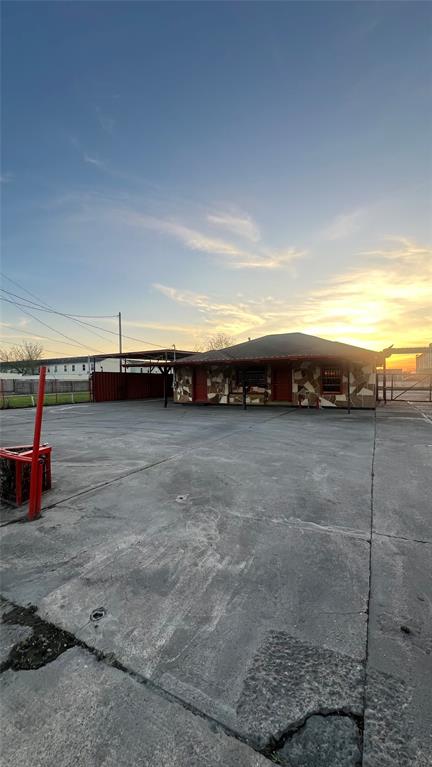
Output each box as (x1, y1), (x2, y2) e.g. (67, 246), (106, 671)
(92, 372), (172, 402)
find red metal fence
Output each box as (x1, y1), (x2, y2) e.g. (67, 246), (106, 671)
(91, 372), (172, 403)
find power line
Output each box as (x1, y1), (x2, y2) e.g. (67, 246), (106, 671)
(1, 276), (123, 350)
(0, 288), (164, 348)
(1, 295), (164, 347)
(1, 302), (161, 357)
(0, 294), (113, 344)
(0, 324), (101, 351)
(1, 272), (53, 310)
(0, 275), (116, 318)
(0, 337), (75, 356)
(10, 302), (106, 354)
(0, 290), (117, 343)
(0, 288), (117, 338)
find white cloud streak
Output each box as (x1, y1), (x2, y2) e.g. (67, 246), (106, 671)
(83, 153), (106, 169)
(153, 238), (432, 348)
(322, 209), (365, 240)
(207, 211), (260, 242)
(122, 211), (305, 270)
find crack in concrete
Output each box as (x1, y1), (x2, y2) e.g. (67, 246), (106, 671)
(262, 708), (364, 765)
(0, 597), (267, 759)
(1, 597), (367, 766)
(373, 530), (432, 546)
(360, 409), (377, 766)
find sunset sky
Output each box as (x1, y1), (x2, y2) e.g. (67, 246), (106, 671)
(1, 2), (431, 370)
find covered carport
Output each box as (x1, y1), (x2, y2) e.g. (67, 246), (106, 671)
(91, 348), (194, 406)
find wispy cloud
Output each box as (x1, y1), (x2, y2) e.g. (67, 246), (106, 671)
(83, 153), (106, 169)
(122, 210), (305, 270)
(69, 136), (107, 171)
(321, 208), (365, 240)
(46, 181), (305, 270)
(154, 283), (268, 335)
(153, 238), (432, 348)
(207, 211), (260, 242)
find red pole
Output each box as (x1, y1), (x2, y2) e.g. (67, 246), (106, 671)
(28, 366), (46, 521)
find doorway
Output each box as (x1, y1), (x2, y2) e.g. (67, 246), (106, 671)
(193, 368), (208, 402)
(271, 366), (292, 401)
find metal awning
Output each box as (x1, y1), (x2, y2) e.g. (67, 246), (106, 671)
(100, 349), (194, 363)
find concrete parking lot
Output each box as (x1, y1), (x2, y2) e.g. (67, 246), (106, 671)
(1, 400), (431, 766)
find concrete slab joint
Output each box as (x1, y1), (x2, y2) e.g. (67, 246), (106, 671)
(1, 400), (431, 767)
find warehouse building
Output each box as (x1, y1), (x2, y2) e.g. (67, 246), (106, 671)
(173, 332), (383, 409)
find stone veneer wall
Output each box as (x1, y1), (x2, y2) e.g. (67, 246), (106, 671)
(173, 365), (272, 405)
(173, 361), (376, 408)
(292, 361), (376, 408)
(206, 366), (272, 405)
(173, 366), (193, 403)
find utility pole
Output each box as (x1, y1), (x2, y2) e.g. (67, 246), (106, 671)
(118, 311), (122, 372)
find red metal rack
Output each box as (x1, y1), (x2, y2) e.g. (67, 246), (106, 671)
(0, 366), (50, 520)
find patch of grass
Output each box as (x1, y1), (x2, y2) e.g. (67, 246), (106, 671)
(0, 392), (90, 409)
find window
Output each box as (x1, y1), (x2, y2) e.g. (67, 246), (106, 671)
(82, 363), (86, 371)
(236, 367), (267, 388)
(54, 365), (57, 373)
(322, 367), (342, 394)
(72, 364), (75, 372)
(64, 364), (67, 372)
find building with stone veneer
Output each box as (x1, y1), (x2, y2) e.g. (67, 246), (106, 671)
(173, 333), (383, 409)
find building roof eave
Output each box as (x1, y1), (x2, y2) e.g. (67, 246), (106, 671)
(174, 352), (383, 367)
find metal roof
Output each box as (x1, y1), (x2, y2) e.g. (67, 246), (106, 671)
(174, 333), (383, 366)
(1, 349), (195, 367)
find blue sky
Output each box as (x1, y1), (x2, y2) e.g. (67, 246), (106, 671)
(1, 1), (431, 358)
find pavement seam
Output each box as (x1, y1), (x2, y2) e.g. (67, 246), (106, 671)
(0, 596), (367, 765)
(0, 596), (277, 762)
(8, 408), (298, 520)
(361, 408), (377, 765)
(373, 531), (432, 546)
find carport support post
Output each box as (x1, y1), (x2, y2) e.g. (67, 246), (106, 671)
(28, 365), (46, 521)
(242, 382), (247, 410)
(164, 351), (168, 408)
(347, 366), (351, 414)
(383, 357), (387, 404)
(118, 312), (122, 372)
